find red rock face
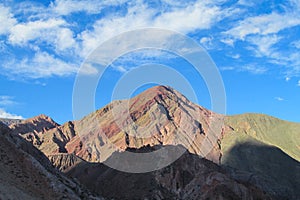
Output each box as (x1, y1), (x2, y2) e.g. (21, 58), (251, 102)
(63, 86), (224, 163)
(9, 86), (224, 164)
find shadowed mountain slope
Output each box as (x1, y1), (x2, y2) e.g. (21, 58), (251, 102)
(0, 121), (102, 199)
(223, 113), (300, 162)
(223, 140), (300, 199)
(66, 145), (270, 200)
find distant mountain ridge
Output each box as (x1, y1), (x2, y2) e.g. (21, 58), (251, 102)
(0, 118), (23, 126)
(4, 85), (300, 199)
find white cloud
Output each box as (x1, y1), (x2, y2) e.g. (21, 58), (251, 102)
(153, 1), (223, 32)
(9, 18), (65, 44)
(79, 3), (154, 57)
(0, 4), (17, 35)
(1, 0), (240, 79)
(292, 40), (300, 49)
(241, 65), (267, 74)
(0, 108), (23, 119)
(275, 97), (284, 101)
(50, 0), (126, 15)
(220, 1), (300, 77)
(0, 96), (16, 106)
(79, 62), (99, 75)
(8, 18), (76, 53)
(267, 51), (300, 77)
(237, 0), (255, 6)
(225, 12), (300, 40)
(200, 36), (214, 49)
(55, 28), (76, 52)
(220, 65), (267, 74)
(220, 38), (234, 46)
(298, 80), (300, 86)
(51, 0), (102, 15)
(114, 65), (128, 73)
(231, 54), (240, 59)
(2, 0), (299, 80)
(285, 77), (291, 81)
(3, 51), (78, 78)
(79, 1), (229, 57)
(220, 66), (235, 71)
(248, 35), (281, 57)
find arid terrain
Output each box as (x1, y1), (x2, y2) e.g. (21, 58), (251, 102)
(0, 86), (299, 199)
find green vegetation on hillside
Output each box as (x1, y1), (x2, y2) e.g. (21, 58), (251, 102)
(223, 113), (300, 162)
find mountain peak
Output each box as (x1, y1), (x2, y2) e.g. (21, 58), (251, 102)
(144, 85), (173, 93)
(132, 85), (175, 100)
(9, 114), (59, 136)
(129, 85), (192, 110)
(22, 114), (59, 126)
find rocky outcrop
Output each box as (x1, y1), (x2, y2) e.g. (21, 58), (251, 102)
(9, 114), (59, 134)
(0, 118), (23, 126)
(48, 153), (84, 172)
(9, 114), (60, 147)
(0, 122), (103, 199)
(66, 145), (270, 200)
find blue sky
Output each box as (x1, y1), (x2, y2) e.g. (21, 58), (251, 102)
(0, 0), (300, 124)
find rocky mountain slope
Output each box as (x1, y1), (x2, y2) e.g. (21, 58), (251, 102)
(5, 85), (300, 199)
(11, 86), (224, 164)
(0, 118), (23, 126)
(0, 121), (102, 199)
(66, 145), (270, 200)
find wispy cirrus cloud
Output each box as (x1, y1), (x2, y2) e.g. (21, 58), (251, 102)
(224, 12), (300, 40)
(1, 0), (234, 79)
(292, 40), (300, 49)
(220, 65), (267, 74)
(247, 35), (281, 57)
(0, 96), (17, 106)
(2, 51), (78, 79)
(275, 97), (284, 101)
(220, 0), (300, 78)
(0, 0), (300, 80)
(50, 0), (127, 15)
(79, 0), (230, 57)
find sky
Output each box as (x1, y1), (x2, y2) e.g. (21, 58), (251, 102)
(0, 0), (300, 124)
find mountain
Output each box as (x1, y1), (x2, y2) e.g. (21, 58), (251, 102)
(8, 114), (60, 147)
(10, 86), (223, 164)
(0, 121), (102, 199)
(222, 113), (300, 199)
(0, 118), (23, 126)
(5, 85), (300, 199)
(224, 140), (300, 199)
(223, 113), (300, 161)
(66, 145), (270, 200)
